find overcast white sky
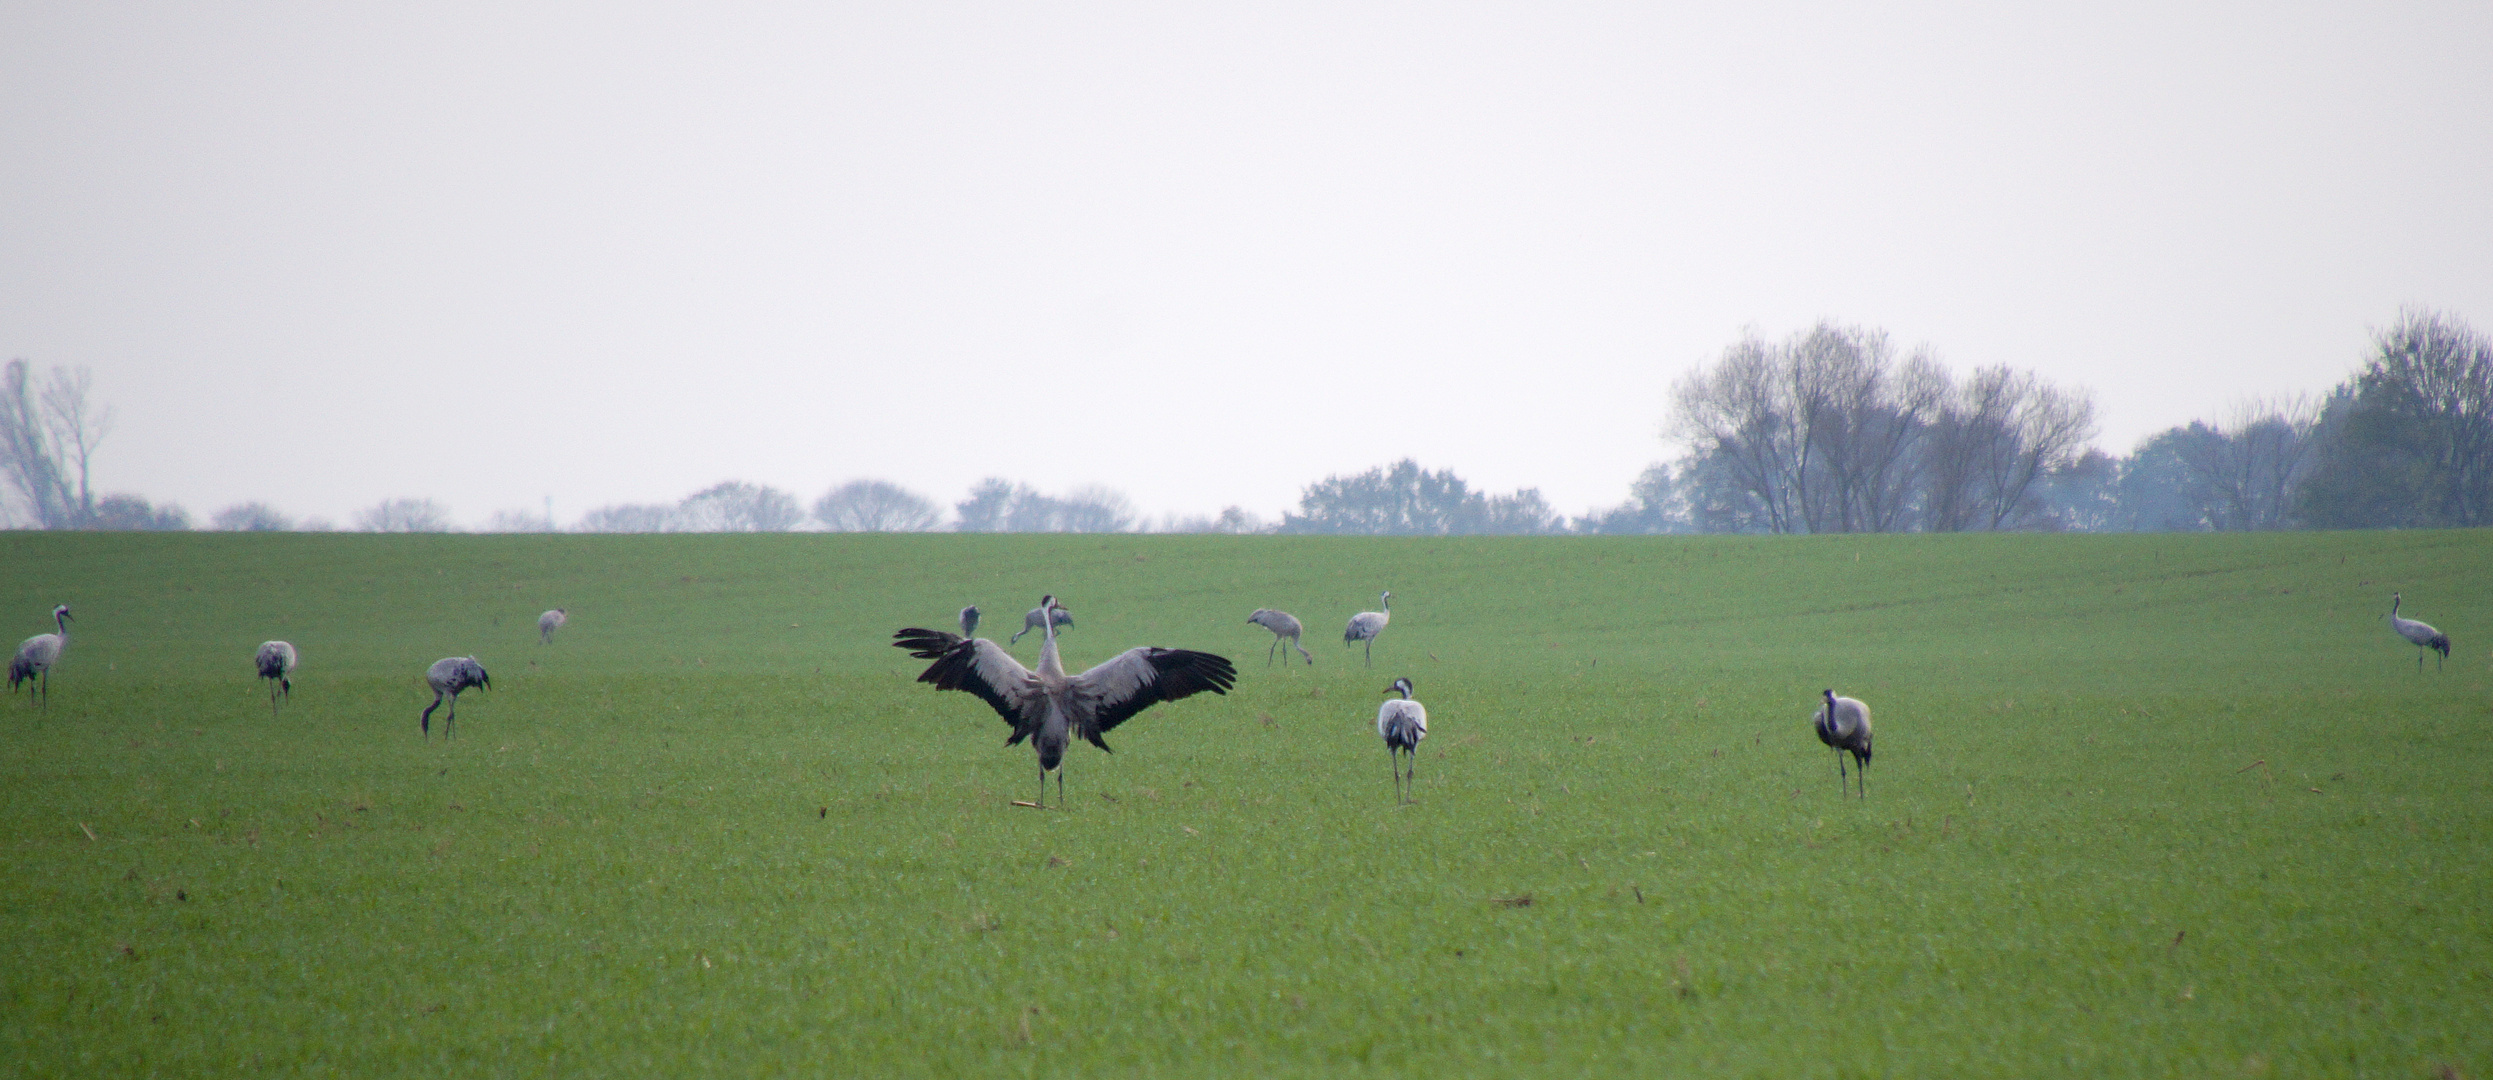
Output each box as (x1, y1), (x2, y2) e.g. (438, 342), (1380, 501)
(4, 0), (2488, 527)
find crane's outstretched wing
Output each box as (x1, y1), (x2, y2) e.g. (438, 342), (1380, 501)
(1068, 647), (1237, 749)
(892, 629), (1042, 741)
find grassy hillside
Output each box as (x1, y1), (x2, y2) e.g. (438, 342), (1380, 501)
(1, 530), (2486, 1077)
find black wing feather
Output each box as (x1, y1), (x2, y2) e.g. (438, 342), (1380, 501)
(892, 628), (1030, 737)
(1083, 648), (1237, 743)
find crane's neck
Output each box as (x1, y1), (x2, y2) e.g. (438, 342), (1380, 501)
(1037, 609), (1065, 678)
(54, 612), (67, 640)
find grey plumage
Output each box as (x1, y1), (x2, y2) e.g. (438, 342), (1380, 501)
(255, 640), (298, 716)
(1247, 608), (1312, 666)
(894, 594), (1236, 807)
(2389, 593), (2451, 672)
(421, 656), (490, 738)
(959, 606), (981, 639)
(1378, 677), (1429, 804)
(1813, 689), (1873, 798)
(538, 608), (568, 644)
(9, 605), (71, 706)
(1009, 602), (1075, 644)
(1343, 591), (1392, 667)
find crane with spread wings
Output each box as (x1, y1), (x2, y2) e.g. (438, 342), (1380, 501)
(893, 595), (1237, 807)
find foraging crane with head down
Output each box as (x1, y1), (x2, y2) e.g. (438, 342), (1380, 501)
(255, 641), (297, 715)
(538, 609), (567, 644)
(421, 656), (490, 738)
(1009, 602), (1074, 645)
(1378, 677), (1428, 803)
(1248, 608), (1312, 666)
(2388, 593), (2451, 672)
(894, 595), (1236, 808)
(1813, 689), (1873, 798)
(1344, 591), (1391, 667)
(9, 605), (70, 706)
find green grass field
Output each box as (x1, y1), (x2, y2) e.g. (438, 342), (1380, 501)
(1, 530), (2487, 1077)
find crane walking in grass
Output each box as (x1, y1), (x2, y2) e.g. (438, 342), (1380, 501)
(1344, 591), (1392, 667)
(893, 595), (1237, 808)
(1248, 608), (1313, 666)
(421, 656), (490, 739)
(1009, 602), (1075, 645)
(1814, 689), (1873, 798)
(255, 641), (297, 715)
(2389, 593), (2451, 672)
(538, 609), (567, 644)
(8, 605), (70, 707)
(1378, 677), (1429, 804)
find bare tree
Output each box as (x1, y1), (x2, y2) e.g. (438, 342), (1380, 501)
(93, 494), (189, 530)
(213, 502), (295, 531)
(483, 508), (558, 533)
(1668, 324), (1945, 533)
(1922, 366), (2097, 531)
(1481, 488), (1560, 534)
(1056, 485), (1136, 533)
(951, 479), (1133, 532)
(1159, 506), (1269, 533)
(0, 360), (114, 528)
(2174, 397), (2322, 530)
(1797, 330), (1948, 532)
(954, 479), (1018, 532)
(815, 479), (942, 532)
(576, 503), (678, 533)
(675, 481), (803, 532)
(1003, 487), (1065, 532)
(1671, 335), (1806, 533)
(2299, 308), (2493, 527)
(355, 498), (455, 532)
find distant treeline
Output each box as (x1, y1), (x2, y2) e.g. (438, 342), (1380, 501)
(8, 308), (2485, 535)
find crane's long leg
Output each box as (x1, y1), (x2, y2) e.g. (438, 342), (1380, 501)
(1268, 640), (1279, 667)
(1038, 764), (1047, 809)
(1838, 753), (1850, 797)
(1056, 769), (1065, 808)
(1364, 639), (1373, 668)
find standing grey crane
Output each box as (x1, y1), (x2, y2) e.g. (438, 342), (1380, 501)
(959, 605), (982, 639)
(1378, 677), (1429, 804)
(893, 595), (1237, 808)
(538, 608), (567, 644)
(1247, 608), (1313, 666)
(255, 641), (298, 716)
(1008, 601), (1075, 645)
(8, 605), (71, 706)
(1343, 591), (1392, 667)
(421, 656), (490, 739)
(1813, 689), (1873, 798)
(2389, 593), (2451, 672)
